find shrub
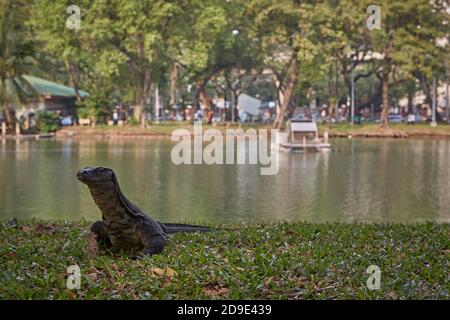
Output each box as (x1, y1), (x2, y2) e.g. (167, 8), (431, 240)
(129, 116), (139, 126)
(36, 111), (60, 133)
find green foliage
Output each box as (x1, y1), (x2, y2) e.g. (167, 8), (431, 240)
(128, 116), (139, 127)
(0, 0), (36, 117)
(77, 89), (111, 124)
(36, 111), (59, 133)
(2, 0), (447, 127)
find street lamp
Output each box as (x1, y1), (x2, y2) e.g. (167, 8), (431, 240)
(230, 29), (240, 123)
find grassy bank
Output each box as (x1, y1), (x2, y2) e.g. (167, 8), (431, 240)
(56, 122), (272, 139)
(1, 220), (448, 299)
(55, 122), (450, 140)
(318, 123), (450, 138)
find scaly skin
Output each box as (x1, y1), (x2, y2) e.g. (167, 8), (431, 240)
(77, 167), (168, 255)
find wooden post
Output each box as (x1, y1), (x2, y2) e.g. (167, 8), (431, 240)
(15, 122), (21, 135)
(324, 131), (329, 144)
(1, 122), (5, 137)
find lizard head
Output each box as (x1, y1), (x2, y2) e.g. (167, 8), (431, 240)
(76, 166), (116, 186)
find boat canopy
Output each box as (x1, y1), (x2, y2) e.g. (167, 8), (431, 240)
(290, 121), (318, 133)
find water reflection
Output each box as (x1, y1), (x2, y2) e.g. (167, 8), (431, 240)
(0, 138), (449, 223)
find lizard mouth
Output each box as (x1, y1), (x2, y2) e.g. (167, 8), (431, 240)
(76, 168), (97, 184)
(76, 171), (90, 184)
(76, 167), (113, 184)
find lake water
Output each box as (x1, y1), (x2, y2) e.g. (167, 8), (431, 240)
(1, 138), (449, 223)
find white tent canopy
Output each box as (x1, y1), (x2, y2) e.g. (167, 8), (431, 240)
(238, 93), (261, 116)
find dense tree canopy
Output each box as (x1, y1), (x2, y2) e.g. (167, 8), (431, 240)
(0, 0), (448, 129)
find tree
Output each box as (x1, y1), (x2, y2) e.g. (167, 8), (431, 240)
(31, 0), (86, 100)
(369, 0), (449, 128)
(174, 0), (237, 115)
(403, 3), (449, 120)
(322, 0), (372, 119)
(0, 0), (36, 133)
(247, 0), (333, 129)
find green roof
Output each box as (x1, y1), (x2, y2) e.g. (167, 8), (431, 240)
(21, 75), (88, 98)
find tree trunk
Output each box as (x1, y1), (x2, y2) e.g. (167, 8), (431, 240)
(341, 61), (352, 112)
(420, 76), (432, 111)
(230, 89), (239, 122)
(274, 58), (299, 129)
(380, 76), (389, 129)
(3, 103), (15, 134)
(196, 80), (211, 111)
(192, 79), (212, 125)
(138, 70), (152, 127)
(66, 62), (81, 101)
(169, 62), (180, 108)
(133, 104), (143, 124)
(334, 59), (339, 120)
(154, 84), (160, 125)
(407, 91), (413, 114)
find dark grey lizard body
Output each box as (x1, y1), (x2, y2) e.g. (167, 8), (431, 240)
(77, 166), (209, 255)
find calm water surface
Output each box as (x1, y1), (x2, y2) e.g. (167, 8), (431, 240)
(0, 138), (449, 223)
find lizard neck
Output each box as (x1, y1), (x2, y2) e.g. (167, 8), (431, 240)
(87, 182), (126, 220)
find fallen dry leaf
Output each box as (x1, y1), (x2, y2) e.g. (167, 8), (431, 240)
(150, 267), (177, 277)
(151, 267), (165, 276)
(35, 223), (57, 235)
(387, 290), (398, 300)
(203, 284), (229, 297)
(88, 265), (103, 274)
(264, 276), (274, 287)
(6, 252), (16, 258)
(164, 267), (177, 277)
(86, 232), (99, 259)
(87, 272), (98, 282)
(21, 225), (33, 233)
(162, 277), (172, 287)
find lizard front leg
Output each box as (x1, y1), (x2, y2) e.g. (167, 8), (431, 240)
(142, 234), (166, 255)
(91, 220), (112, 249)
(137, 221), (167, 255)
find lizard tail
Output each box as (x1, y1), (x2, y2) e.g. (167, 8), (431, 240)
(161, 223), (210, 234)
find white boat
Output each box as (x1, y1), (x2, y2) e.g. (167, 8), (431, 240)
(273, 120), (331, 153)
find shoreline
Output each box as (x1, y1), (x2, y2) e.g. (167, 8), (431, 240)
(3, 123), (450, 140)
(1, 220), (448, 299)
(55, 123), (450, 140)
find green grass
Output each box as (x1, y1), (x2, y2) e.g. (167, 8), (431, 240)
(0, 220), (448, 299)
(58, 122), (450, 139)
(318, 122), (450, 138)
(57, 122), (272, 138)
